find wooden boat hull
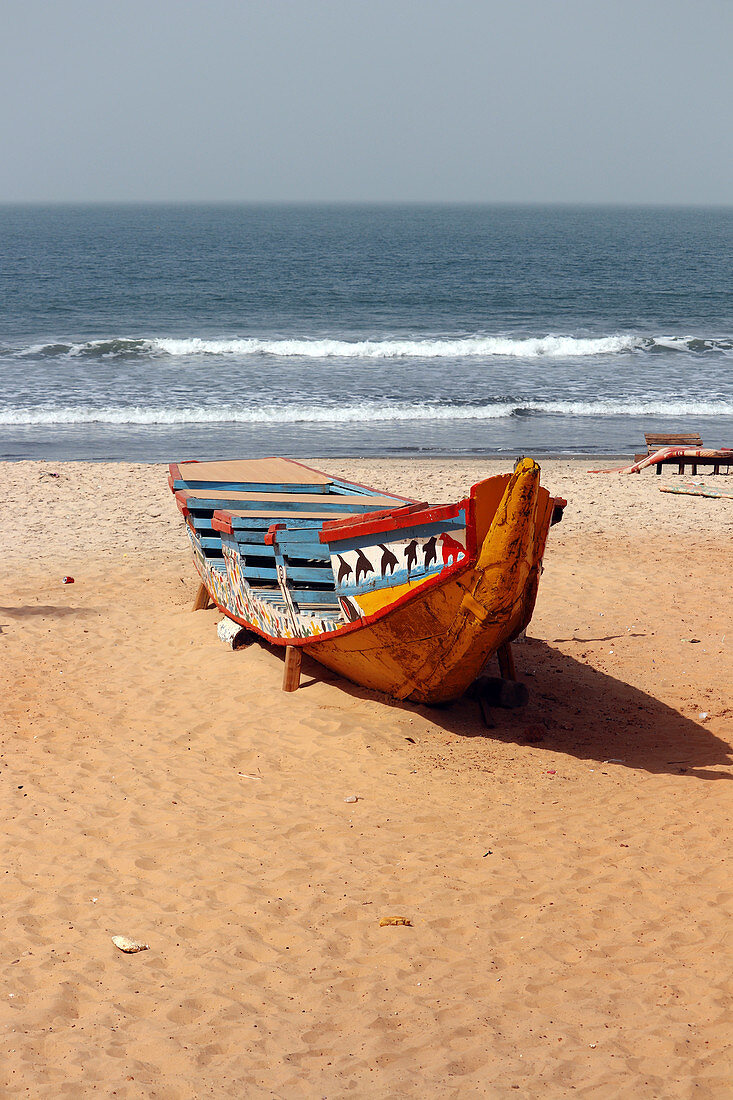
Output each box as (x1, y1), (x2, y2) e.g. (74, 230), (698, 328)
(170, 457), (561, 704)
(307, 461), (551, 703)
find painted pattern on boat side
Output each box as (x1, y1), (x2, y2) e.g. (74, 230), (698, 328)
(186, 526), (342, 640)
(331, 525), (467, 596)
(184, 515), (472, 642)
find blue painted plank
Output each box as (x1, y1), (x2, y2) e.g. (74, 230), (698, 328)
(251, 590), (287, 605)
(292, 591), (339, 607)
(241, 565), (279, 582)
(174, 480), (334, 494)
(327, 478), (407, 501)
(267, 525), (326, 543)
(218, 528), (269, 544)
(177, 476), (397, 499)
(288, 565), (334, 584)
(221, 498), (390, 515)
(227, 533), (330, 559)
(232, 542), (277, 559)
(281, 544), (331, 561)
(190, 517), (221, 536)
(223, 515), (337, 530)
(243, 564), (332, 584)
(187, 525), (220, 549)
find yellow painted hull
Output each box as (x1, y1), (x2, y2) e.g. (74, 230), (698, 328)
(307, 459), (554, 704)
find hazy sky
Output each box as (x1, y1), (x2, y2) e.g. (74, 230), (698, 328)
(1, 0), (731, 204)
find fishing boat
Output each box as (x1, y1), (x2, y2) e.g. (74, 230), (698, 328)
(169, 457), (564, 704)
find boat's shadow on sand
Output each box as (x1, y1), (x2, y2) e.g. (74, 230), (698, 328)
(299, 638), (732, 780)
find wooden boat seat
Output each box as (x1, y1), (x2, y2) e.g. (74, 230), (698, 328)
(170, 457), (333, 490)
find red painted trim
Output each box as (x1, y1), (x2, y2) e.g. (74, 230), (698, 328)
(167, 462), (183, 493)
(211, 510), (233, 535)
(320, 501), (461, 544)
(264, 523), (286, 545)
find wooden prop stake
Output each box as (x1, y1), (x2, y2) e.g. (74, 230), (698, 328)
(282, 646), (302, 692)
(497, 642), (516, 681)
(192, 581), (213, 611)
(471, 675), (528, 709)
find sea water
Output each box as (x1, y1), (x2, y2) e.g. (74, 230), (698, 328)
(0, 203), (731, 460)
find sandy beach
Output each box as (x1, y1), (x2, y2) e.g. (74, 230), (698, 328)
(1, 456), (731, 1098)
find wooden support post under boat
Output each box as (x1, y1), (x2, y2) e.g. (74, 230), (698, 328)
(471, 675), (528, 709)
(497, 642), (516, 681)
(192, 581), (213, 611)
(282, 646), (302, 692)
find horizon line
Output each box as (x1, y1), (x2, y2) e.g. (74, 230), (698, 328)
(1, 198), (732, 211)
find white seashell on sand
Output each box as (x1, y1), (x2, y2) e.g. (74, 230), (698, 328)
(112, 935), (149, 953)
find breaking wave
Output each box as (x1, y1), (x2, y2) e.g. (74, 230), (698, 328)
(16, 333), (733, 361)
(3, 398), (732, 427)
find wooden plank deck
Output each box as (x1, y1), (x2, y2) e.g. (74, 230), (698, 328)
(175, 457), (333, 486)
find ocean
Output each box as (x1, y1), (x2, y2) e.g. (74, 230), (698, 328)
(1, 203), (731, 461)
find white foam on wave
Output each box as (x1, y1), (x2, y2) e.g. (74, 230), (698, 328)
(15, 333), (733, 360)
(3, 397), (732, 426)
(151, 334), (648, 359)
(20, 333), (650, 360)
(522, 399), (733, 416)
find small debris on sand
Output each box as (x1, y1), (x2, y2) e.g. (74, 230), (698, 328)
(112, 936), (149, 953)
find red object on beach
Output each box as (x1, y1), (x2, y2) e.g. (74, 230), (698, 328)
(62, 576), (74, 584)
(590, 446), (733, 475)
